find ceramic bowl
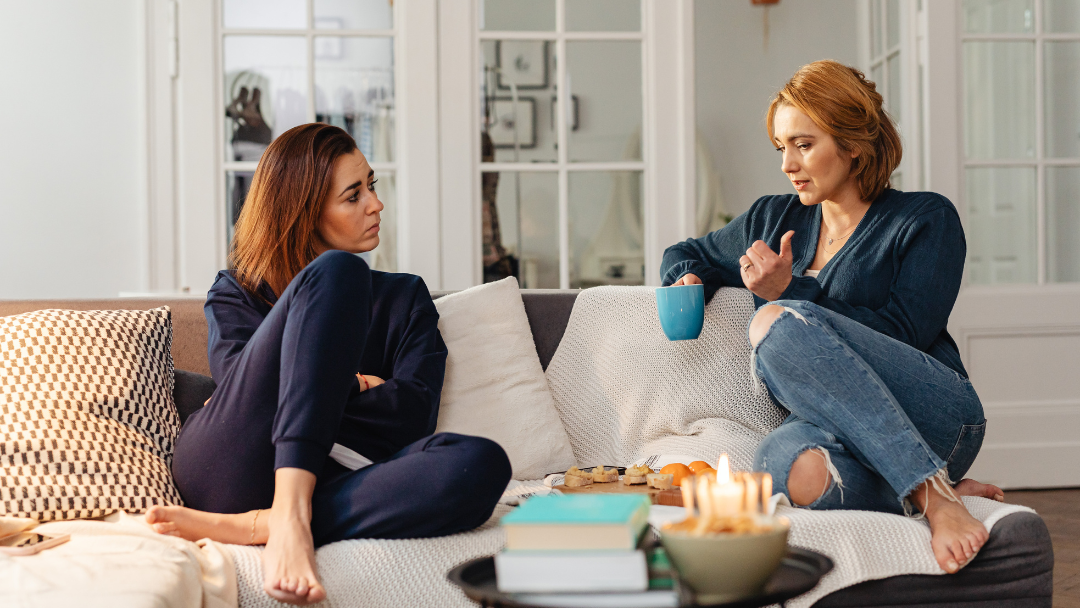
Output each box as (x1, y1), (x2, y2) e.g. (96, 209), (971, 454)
(659, 517), (790, 604)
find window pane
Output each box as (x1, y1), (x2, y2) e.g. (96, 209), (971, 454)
(225, 170), (255, 244)
(315, 0), (393, 30)
(871, 0), (882, 58)
(361, 172), (397, 272)
(223, 0), (306, 29)
(569, 171), (644, 288)
(223, 36), (308, 162)
(481, 0), (556, 31)
(1046, 167), (1080, 283)
(315, 37), (395, 162)
(1044, 42), (1080, 159)
(1044, 0), (1080, 33)
(963, 41), (1035, 160)
(887, 53), (902, 122)
(566, 41), (642, 163)
(962, 0), (1033, 34)
(566, 0), (640, 32)
(481, 171), (560, 288)
(886, 0), (901, 49)
(480, 40), (556, 163)
(965, 166), (1037, 284)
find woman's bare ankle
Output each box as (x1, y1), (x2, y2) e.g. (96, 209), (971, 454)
(145, 505), (268, 545)
(259, 467), (324, 605)
(908, 471), (989, 574)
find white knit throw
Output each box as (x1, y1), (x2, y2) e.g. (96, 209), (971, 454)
(545, 286), (787, 471)
(226, 286), (1032, 608)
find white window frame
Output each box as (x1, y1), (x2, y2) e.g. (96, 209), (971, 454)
(161, 0), (442, 295)
(958, 0), (1080, 285)
(437, 0), (696, 290)
(218, 5), (397, 255)
(859, 0), (926, 192)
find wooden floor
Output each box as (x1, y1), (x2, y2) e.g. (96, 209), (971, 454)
(1006, 489), (1080, 607)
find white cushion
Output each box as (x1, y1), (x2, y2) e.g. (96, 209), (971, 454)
(433, 277), (576, 480)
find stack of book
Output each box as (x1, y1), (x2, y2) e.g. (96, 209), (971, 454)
(495, 494), (678, 607)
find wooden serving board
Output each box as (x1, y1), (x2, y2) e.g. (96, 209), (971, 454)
(554, 481), (683, 506)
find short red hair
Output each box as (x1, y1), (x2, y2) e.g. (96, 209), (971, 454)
(766, 60), (902, 203)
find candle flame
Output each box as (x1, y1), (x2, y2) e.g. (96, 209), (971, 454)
(716, 453), (730, 484)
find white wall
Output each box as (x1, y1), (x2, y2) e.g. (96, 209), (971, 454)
(695, 0), (859, 217)
(0, 0), (147, 299)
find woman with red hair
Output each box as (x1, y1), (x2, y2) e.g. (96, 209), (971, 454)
(663, 60), (1002, 575)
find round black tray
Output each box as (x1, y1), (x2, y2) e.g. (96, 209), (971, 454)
(447, 547), (833, 608)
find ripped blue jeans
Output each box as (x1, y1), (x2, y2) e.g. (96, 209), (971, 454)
(751, 301), (986, 515)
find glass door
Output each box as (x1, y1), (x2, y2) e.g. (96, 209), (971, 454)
(961, 0), (1080, 284)
(219, 0), (399, 271)
(478, 0), (645, 288)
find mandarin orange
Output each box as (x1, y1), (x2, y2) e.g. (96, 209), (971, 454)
(659, 463), (692, 487)
(687, 460), (714, 474)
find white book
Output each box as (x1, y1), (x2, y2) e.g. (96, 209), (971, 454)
(512, 591), (678, 608)
(494, 550), (649, 593)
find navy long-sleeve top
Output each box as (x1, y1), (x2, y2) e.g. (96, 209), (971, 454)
(204, 269), (448, 461)
(661, 189), (968, 377)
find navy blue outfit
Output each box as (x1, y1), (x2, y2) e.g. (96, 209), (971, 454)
(172, 251), (511, 545)
(661, 190), (985, 512)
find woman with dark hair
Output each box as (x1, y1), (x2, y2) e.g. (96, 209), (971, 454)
(662, 61), (1003, 575)
(147, 123), (511, 605)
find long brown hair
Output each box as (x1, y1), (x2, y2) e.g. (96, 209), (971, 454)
(230, 123), (358, 298)
(766, 60), (902, 203)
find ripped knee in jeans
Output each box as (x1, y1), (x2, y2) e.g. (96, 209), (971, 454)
(749, 304), (809, 347)
(789, 447), (844, 506)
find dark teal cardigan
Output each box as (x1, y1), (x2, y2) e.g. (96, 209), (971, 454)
(661, 189), (968, 376)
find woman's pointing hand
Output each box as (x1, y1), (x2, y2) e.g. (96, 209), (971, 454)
(740, 230), (794, 301)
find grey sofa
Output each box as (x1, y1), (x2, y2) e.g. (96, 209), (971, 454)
(0, 292), (1054, 607)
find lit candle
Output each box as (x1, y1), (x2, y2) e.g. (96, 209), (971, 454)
(681, 478), (696, 519)
(716, 454), (730, 484)
(761, 473), (773, 514)
(743, 474), (759, 514)
(694, 475), (714, 534)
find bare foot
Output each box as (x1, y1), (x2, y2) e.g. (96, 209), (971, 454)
(911, 476), (990, 574)
(261, 509), (326, 605)
(146, 505), (267, 545)
(954, 478), (1004, 502)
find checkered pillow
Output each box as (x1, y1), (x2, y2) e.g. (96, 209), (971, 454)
(0, 307), (182, 521)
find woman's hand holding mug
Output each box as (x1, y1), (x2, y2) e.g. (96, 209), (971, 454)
(740, 230), (795, 301)
(672, 273), (702, 286)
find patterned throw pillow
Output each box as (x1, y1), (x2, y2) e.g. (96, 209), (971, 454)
(0, 307), (182, 521)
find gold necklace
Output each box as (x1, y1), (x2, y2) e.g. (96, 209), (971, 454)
(821, 224), (857, 255)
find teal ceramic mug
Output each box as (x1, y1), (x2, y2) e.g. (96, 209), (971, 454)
(655, 283), (705, 341)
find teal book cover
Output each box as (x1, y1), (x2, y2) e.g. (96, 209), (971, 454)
(501, 494), (650, 526)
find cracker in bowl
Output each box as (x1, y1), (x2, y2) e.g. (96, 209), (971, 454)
(592, 465), (619, 483)
(623, 464), (652, 485)
(647, 473), (674, 490)
(563, 466), (593, 487)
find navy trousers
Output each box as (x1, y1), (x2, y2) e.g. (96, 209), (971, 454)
(173, 252), (511, 546)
